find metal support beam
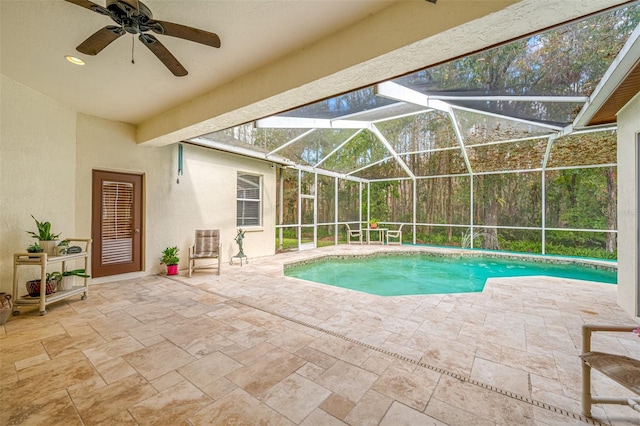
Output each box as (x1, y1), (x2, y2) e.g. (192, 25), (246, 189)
(189, 138), (294, 166)
(424, 94), (588, 103)
(256, 116), (370, 129)
(334, 176), (339, 245)
(268, 129), (316, 156)
(315, 129), (363, 168)
(370, 124), (415, 179)
(376, 81), (452, 113)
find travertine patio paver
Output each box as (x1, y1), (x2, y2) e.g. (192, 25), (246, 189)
(1, 244), (638, 425)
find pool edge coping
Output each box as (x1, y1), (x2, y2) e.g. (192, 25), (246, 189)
(282, 246), (618, 273)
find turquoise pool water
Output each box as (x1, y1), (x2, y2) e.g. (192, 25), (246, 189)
(285, 254), (617, 296)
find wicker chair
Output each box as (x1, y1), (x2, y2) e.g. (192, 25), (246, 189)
(580, 324), (640, 418)
(188, 229), (221, 277)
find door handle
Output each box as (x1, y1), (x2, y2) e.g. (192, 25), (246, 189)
(134, 229), (140, 233)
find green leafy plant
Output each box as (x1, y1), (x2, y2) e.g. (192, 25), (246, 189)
(46, 271), (63, 284)
(27, 215), (60, 241)
(160, 246), (180, 266)
(62, 269), (90, 278)
(26, 242), (43, 253)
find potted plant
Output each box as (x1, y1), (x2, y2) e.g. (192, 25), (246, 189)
(59, 269), (90, 291)
(369, 218), (380, 229)
(26, 242), (44, 257)
(26, 271), (61, 297)
(55, 239), (70, 256)
(160, 246), (180, 275)
(26, 215), (61, 256)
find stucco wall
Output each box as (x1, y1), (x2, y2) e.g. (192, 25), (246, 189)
(76, 114), (276, 283)
(617, 92), (640, 318)
(0, 74), (276, 294)
(0, 75), (77, 294)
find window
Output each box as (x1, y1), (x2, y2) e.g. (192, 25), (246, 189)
(237, 173), (262, 226)
(101, 180), (134, 265)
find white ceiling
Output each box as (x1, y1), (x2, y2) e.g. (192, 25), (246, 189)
(0, 0), (395, 124)
(1, 0), (633, 142)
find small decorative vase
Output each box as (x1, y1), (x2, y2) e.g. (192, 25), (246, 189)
(38, 240), (60, 256)
(167, 265), (178, 275)
(0, 293), (12, 325)
(27, 250), (44, 258)
(54, 245), (68, 256)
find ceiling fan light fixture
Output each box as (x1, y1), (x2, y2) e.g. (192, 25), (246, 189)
(65, 0), (220, 76)
(65, 55), (85, 65)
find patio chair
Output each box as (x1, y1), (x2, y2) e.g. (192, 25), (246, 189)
(188, 229), (221, 277)
(345, 224), (362, 245)
(580, 324), (640, 418)
(386, 224), (404, 245)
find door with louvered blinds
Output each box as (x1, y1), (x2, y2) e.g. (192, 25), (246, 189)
(92, 170), (143, 277)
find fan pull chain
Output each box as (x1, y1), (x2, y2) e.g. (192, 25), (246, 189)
(131, 35), (135, 64)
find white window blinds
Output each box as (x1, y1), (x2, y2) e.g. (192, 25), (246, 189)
(101, 181), (133, 265)
(237, 173), (261, 226)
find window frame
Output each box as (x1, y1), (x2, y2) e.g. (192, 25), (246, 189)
(237, 172), (263, 227)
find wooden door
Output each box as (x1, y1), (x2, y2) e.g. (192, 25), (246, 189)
(92, 170), (143, 277)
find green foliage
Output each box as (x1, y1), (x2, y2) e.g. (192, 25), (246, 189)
(27, 215), (61, 241)
(410, 5), (639, 106)
(403, 226), (617, 260)
(546, 168), (613, 230)
(46, 271), (63, 284)
(419, 233), (455, 246)
(316, 226), (332, 239)
(267, 9), (634, 260)
(362, 181), (400, 223)
(27, 242), (43, 253)
(277, 238), (298, 252)
(317, 239), (334, 248)
(322, 130), (387, 174)
(407, 227), (463, 247)
(62, 269), (90, 278)
(499, 240), (542, 254)
(545, 244), (617, 260)
(160, 246), (180, 265)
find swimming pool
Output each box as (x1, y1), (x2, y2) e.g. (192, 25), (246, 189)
(284, 254), (617, 296)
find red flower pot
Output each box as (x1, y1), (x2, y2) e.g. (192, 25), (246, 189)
(167, 264), (178, 275)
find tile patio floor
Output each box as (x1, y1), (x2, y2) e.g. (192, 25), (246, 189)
(1, 245), (639, 425)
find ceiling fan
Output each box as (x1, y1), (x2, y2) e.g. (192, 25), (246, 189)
(65, 0), (221, 76)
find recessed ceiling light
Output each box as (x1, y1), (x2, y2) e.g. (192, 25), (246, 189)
(65, 55), (85, 66)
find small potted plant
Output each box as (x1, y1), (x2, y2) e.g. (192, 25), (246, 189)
(26, 215), (61, 256)
(26, 271), (61, 297)
(55, 239), (70, 256)
(369, 218), (380, 229)
(26, 242), (44, 257)
(59, 269), (90, 291)
(160, 246), (180, 275)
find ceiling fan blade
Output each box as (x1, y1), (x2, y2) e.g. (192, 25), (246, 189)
(64, 0), (110, 16)
(77, 26), (125, 55)
(147, 20), (221, 48)
(139, 34), (188, 77)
